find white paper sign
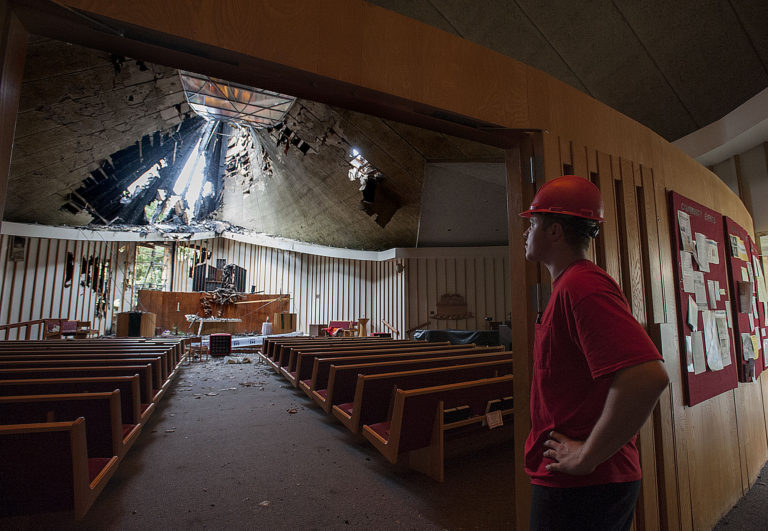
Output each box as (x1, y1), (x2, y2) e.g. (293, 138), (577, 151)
(678, 210), (694, 253)
(688, 296), (699, 331)
(703, 310), (723, 371)
(694, 272), (708, 306)
(681, 251), (695, 293)
(695, 233), (710, 272)
(707, 239), (719, 265)
(692, 331), (706, 375)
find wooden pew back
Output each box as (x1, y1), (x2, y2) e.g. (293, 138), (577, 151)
(0, 391), (122, 457)
(0, 376), (142, 425)
(334, 359), (514, 432)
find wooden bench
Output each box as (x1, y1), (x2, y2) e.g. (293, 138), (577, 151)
(301, 345), (504, 398)
(0, 339), (184, 370)
(0, 375), (148, 424)
(262, 336), (391, 364)
(0, 343), (182, 374)
(362, 375), (514, 481)
(0, 345), (178, 374)
(271, 338), (400, 369)
(0, 357), (165, 396)
(0, 364), (156, 408)
(0, 390), (141, 458)
(0, 353), (171, 382)
(285, 342), (454, 386)
(0, 418), (119, 519)
(313, 349), (511, 413)
(279, 339), (424, 374)
(332, 359), (514, 433)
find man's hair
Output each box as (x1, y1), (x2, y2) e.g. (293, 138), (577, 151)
(540, 214), (599, 251)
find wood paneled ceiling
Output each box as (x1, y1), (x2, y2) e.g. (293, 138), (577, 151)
(371, 0), (768, 141)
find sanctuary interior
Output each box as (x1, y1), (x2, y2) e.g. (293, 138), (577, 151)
(1, 1), (768, 529)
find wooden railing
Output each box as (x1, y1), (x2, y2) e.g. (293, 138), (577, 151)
(0, 319), (92, 340)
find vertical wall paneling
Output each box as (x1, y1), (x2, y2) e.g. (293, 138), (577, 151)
(596, 151), (622, 284)
(47, 238), (59, 320)
(15, 237), (32, 335)
(639, 166), (665, 325)
(3, 236), (18, 333)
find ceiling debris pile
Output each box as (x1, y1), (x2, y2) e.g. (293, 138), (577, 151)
(60, 116), (225, 226)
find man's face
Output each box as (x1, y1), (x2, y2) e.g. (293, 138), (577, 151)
(523, 214), (549, 262)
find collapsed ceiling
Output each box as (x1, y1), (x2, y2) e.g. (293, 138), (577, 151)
(8, 37), (504, 250)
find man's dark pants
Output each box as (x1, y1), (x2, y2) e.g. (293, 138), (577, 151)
(530, 480), (641, 530)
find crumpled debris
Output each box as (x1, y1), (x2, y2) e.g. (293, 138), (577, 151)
(227, 357), (252, 364)
(287, 408), (297, 414)
(259, 500), (270, 507)
(165, 428), (176, 433)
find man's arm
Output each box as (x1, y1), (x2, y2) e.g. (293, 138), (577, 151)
(543, 360), (669, 475)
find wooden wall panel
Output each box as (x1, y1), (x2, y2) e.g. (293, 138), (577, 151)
(734, 384), (768, 492)
(401, 252), (510, 336)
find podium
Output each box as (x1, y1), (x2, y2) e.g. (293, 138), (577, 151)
(116, 312), (156, 337)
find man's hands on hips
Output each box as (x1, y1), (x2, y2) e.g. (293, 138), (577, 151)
(543, 431), (596, 475)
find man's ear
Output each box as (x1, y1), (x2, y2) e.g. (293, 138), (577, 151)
(547, 220), (564, 241)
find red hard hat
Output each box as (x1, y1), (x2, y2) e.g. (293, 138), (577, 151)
(519, 175), (605, 222)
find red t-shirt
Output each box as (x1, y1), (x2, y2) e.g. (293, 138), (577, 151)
(524, 260), (663, 488)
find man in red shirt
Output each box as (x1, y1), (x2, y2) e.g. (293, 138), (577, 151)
(520, 175), (669, 530)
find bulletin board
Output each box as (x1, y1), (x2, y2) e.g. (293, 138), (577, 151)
(724, 217), (768, 382)
(669, 192), (738, 406)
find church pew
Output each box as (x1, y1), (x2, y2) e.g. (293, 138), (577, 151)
(0, 345), (180, 376)
(278, 340), (423, 373)
(332, 359), (514, 433)
(0, 390), (141, 459)
(0, 375), (146, 424)
(301, 345), (505, 396)
(0, 364), (156, 406)
(0, 353), (171, 382)
(285, 342), (455, 385)
(0, 418), (119, 519)
(361, 375), (514, 481)
(312, 350), (511, 412)
(0, 357), (164, 395)
(272, 338), (401, 369)
(0, 339), (183, 368)
(263, 336), (392, 363)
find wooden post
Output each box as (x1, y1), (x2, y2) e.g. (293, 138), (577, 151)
(507, 136), (539, 530)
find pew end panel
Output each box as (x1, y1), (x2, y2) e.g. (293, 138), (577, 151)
(362, 376), (514, 481)
(0, 418), (119, 520)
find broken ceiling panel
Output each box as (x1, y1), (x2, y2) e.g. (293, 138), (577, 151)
(217, 99), (504, 250)
(7, 36), (191, 226)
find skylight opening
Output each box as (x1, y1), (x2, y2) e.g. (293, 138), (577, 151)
(126, 159), (166, 196)
(179, 70), (296, 128)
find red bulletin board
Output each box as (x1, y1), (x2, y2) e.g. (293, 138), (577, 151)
(669, 192), (738, 406)
(724, 217), (767, 382)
